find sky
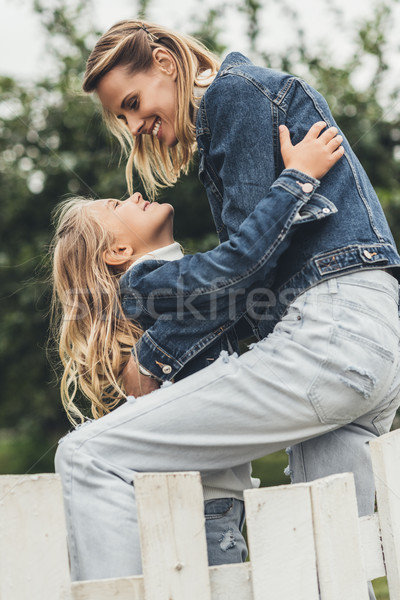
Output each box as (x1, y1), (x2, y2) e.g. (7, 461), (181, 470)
(0, 0), (400, 112)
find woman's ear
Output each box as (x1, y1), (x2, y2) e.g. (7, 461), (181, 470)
(103, 245), (135, 267)
(152, 47), (177, 80)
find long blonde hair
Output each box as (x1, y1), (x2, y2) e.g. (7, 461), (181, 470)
(83, 20), (221, 200)
(50, 197), (142, 425)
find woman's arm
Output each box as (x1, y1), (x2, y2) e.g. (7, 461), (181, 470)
(121, 124), (343, 387)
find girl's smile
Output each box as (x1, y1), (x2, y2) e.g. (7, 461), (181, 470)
(90, 192), (175, 264)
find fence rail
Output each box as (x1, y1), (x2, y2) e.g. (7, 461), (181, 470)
(1, 429), (400, 599)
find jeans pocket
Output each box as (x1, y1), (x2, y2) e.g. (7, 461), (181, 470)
(308, 326), (395, 425)
(204, 498), (234, 520)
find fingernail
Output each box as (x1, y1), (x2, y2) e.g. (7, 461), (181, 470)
(279, 125), (285, 131)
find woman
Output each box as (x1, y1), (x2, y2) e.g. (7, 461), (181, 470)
(56, 21), (400, 594)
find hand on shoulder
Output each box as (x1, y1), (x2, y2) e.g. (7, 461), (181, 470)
(279, 121), (344, 180)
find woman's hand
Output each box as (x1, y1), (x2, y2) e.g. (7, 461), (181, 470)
(279, 121), (344, 180)
(122, 354), (160, 398)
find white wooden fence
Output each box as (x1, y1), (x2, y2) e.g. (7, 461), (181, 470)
(1, 428), (400, 600)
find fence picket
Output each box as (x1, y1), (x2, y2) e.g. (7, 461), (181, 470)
(3, 429), (400, 600)
(134, 471), (211, 600)
(70, 564), (252, 600)
(309, 473), (369, 599)
(244, 483), (319, 600)
(370, 429), (400, 600)
(0, 474), (71, 600)
(71, 576), (144, 600)
(359, 513), (385, 581)
(209, 563), (252, 600)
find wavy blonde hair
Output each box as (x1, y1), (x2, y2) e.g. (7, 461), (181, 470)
(83, 20), (220, 200)
(50, 197), (142, 425)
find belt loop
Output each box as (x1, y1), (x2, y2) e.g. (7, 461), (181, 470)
(327, 277), (339, 294)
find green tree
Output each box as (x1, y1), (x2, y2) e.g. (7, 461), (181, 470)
(1, 0), (399, 478)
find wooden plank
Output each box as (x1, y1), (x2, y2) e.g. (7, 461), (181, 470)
(309, 473), (369, 599)
(134, 472), (211, 600)
(359, 513), (385, 581)
(209, 563), (252, 600)
(70, 564), (252, 600)
(0, 474), (71, 600)
(71, 576), (144, 599)
(244, 483), (319, 600)
(370, 429), (400, 600)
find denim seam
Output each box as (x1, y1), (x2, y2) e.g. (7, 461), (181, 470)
(297, 80), (384, 243)
(205, 504), (234, 520)
(309, 295), (399, 337)
(60, 367), (236, 454)
(334, 326), (395, 361)
(136, 202), (305, 302)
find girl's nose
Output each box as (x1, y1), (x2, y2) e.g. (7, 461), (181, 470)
(128, 193), (142, 203)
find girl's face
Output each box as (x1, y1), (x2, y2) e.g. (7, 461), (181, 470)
(90, 192), (175, 264)
(96, 49), (179, 147)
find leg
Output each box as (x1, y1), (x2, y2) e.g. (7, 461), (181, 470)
(204, 498), (247, 565)
(55, 271), (400, 580)
(287, 425), (377, 517)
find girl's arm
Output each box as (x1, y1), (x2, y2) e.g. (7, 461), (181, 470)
(121, 123), (343, 384)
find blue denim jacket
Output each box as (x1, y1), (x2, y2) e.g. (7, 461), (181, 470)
(121, 52), (400, 381)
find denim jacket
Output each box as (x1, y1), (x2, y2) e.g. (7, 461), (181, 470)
(121, 52), (400, 381)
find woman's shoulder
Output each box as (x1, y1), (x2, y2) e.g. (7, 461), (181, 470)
(207, 52), (295, 99)
(202, 52), (295, 117)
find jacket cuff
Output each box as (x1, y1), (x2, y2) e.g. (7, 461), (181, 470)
(272, 168), (320, 202)
(134, 332), (183, 382)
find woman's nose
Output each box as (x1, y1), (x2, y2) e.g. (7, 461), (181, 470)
(126, 115), (145, 136)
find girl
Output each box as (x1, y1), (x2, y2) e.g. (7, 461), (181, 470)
(53, 122), (343, 580)
(55, 21), (400, 596)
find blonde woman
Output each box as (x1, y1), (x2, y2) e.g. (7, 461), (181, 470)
(55, 21), (400, 594)
(54, 122), (343, 580)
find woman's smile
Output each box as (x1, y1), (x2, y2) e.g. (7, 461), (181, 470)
(96, 62), (179, 147)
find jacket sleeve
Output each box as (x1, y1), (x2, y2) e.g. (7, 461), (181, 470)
(122, 169), (336, 380)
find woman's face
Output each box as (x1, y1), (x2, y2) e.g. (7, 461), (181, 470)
(90, 192), (175, 264)
(96, 50), (179, 147)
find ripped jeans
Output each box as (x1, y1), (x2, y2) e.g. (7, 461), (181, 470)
(55, 270), (400, 587)
(205, 498), (247, 565)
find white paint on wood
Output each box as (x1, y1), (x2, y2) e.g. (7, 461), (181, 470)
(134, 471), (211, 600)
(309, 473), (369, 599)
(244, 483), (319, 600)
(370, 429), (400, 600)
(359, 513), (385, 581)
(71, 576), (144, 599)
(0, 474), (71, 600)
(209, 563), (252, 600)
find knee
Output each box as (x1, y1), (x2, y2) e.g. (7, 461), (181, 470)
(54, 423), (91, 479)
(54, 430), (75, 478)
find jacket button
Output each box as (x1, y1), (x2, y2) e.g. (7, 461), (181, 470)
(162, 365), (172, 374)
(302, 182), (314, 193)
(322, 207), (330, 214)
(364, 250), (373, 259)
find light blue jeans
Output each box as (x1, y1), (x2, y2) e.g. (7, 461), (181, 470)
(204, 498), (247, 565)
(55, 270), (400, 590)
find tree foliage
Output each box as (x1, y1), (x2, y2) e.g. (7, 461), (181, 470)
(1, 0), (400, 473)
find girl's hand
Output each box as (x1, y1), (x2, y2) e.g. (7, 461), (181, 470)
(122, 354), (160, 397)
(279, 121), (344, 180)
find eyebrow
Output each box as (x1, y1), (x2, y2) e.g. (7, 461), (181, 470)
(120, 93), (137, 109)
